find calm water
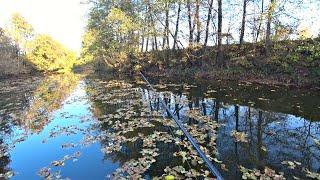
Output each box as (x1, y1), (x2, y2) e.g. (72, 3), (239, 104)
(0, 73), (319, 179)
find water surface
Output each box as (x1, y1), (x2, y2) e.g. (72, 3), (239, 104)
(0, 74), (319, 179)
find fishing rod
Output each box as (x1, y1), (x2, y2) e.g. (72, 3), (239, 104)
(140, 71), (224, 180)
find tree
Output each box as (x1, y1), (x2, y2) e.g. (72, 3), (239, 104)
(195, 0), (201, 44)
(173, 2), (182, 49)
(239, 0), (248, 46)
(9, 13), (34, 52)
(26, 34), (76, 72)
(265, 0), (276, 56)
(204, 0), (214, 47)
(299, 28), (312, 39)
(187, 0), (194, 47)
(255, 0), (264, 43)
(216, 0), (223, 66)
(162, 1), (170, 49)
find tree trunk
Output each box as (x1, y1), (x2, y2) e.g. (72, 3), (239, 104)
(257, 110), (264, 170)
(265, 0), (275, 56)
(216, 0), (223, 67)
(195, 0), (201, 43)
(187, 0), (194, 47)
(173, 3), (181, 50)
(204, 0), (214, 47)
(255, 0), (264, 42)
(145, 36), (149, 52)
(141, 33), (145, 52)
(165, 5), (169, 49)
(154, 35), (158, 50)
(162, 3), (170, 49)
(145, 2), (150, 52)
(239, 0), (247, 46)
(148, 0), (158, 51)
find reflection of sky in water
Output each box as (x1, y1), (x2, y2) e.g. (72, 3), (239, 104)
(9, 81), (119, 179)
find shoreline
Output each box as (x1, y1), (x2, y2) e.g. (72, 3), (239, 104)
(143, 68), (320, 90)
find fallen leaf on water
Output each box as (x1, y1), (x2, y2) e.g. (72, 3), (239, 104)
(258, 97), (269, 101)
(261, 146), (267, 152)
(213, 158), (223, 163)
(51, 160), (64, 167)
(231, 130), (248, 143)
(313, 138), (320, 147)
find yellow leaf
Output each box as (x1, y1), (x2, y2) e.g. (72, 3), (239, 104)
(165, 175), (175, 180)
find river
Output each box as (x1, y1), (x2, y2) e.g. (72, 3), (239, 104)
(0, 73), (319, 179)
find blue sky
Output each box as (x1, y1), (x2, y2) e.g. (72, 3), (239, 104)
(0, 0), (87, 52)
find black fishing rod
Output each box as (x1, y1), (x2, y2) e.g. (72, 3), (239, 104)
(140, 72), (224, 180)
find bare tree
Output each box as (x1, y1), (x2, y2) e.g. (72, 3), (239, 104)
(195, 0), (201, 43)
(204, 0), (214, 47)
(216, 0), (223, 66)
(239, 0), (248, 46)
(265, 0), (275, 55)
(173, 2), (181, 49)
(187, 0), (194, 47)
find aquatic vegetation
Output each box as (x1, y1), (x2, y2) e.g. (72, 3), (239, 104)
(281, 161), (301, 169)
(38, 151), (80, 179)
(85, 78), (223, 178)
(304, 168), (320, 180)
(231, 130), (248, 143)
(0, 171), (14, 179)
(239, 166), (285, 180)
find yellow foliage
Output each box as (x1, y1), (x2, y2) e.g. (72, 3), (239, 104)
(107, 8), (138, 34)
(299, 29), (312, 39)
(26, 34), (76, 72)
(8, 13), (34, 51)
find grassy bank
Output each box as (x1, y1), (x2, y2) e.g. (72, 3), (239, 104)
(128, 38), (320, 88)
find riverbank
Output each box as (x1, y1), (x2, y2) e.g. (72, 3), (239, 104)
(131, 39), (320, 89)
(143, 67), (320, 89)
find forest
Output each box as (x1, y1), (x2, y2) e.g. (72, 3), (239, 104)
(1, 1), (319, 87)
(78, 0), (320, 87)
(0, 13), (76, 76)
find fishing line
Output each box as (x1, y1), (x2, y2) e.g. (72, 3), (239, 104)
(140, 71), (224, 180)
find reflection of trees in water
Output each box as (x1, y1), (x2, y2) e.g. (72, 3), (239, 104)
(152, 77), (320, 121)
(22, 73), (79, 132)
(87, 81), (195, 177)
(86, 77), (320, 178)
(141, 83), (320, 178)
(0, 77), (40, 176)
(0, 147), (11, 176)
(0, 129), (11, 176)
(0, 76), (42, 127)
(0, 74), (79, 133)
(0, 73), (80, 176)
(214, 102), (320, 179)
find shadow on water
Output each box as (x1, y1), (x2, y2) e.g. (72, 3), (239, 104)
(0, 73), (319, 179)
(141, 76), (320, 179)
